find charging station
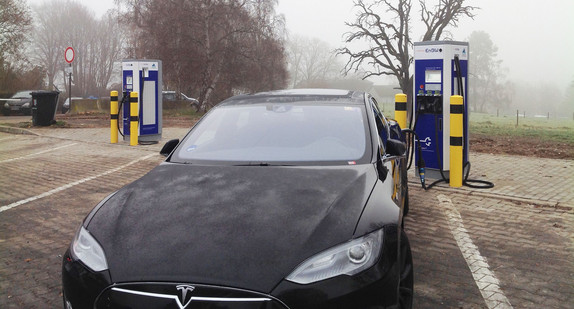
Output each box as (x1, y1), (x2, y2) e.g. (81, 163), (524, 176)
(122, 59), (163, 143)
(413, 41), (469, 180)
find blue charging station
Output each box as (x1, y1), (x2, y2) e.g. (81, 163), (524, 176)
(122, 60), (163, 143)
(413, 41), (469, 179)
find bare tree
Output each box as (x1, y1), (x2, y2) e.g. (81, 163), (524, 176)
(420, 0), (477, 41)
(30, 1), (63, 90)
(92, 13), (125, 94)
(30, 1), (125, 96)
(287, 35), (343, 88)
(467, 30), (503, 113)
(60, 3), (98, 96)
(123, 0), (287, 110)
(338, 0), (477, 98)
(0, 0), (32, 60)
(0, 0), (33, 92)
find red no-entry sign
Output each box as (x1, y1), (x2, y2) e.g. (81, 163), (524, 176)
(65, 47), (75, 63)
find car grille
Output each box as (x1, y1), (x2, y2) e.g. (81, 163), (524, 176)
(95, 282), (290, 309)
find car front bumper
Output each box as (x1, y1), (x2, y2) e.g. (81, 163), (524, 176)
(62, 228), (401, 309)
(3, 103), (30, 113)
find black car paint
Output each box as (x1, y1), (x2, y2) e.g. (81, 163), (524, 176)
(62, 249), (111, 308)
(84, 162), (398, 293)
(62, 90), (410, 309)
(271, 224), (402, 309)
(61, 223), (402, 309)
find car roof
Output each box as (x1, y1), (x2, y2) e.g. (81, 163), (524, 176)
(219, 89), (367, 106)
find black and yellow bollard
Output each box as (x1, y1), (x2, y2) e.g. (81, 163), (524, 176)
(394, 93), (407, 129)
(449, 95), (463, 187)
(130, 92), (139, 146)
(110, 91), (118, 144)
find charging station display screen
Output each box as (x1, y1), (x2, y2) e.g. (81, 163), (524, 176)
(425, 70), (442, 83)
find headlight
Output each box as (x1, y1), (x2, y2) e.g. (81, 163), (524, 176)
(286, 229), (383, 284)
(22, 102), (30, 108)
(3, 103), (8, 108)
(71, 226), (108, 272)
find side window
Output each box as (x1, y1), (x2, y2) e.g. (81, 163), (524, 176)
(370, 98), (390, 152)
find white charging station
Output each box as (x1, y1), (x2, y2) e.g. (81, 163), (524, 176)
(122, 60), (163, 143)
(413, 41), (469, 180)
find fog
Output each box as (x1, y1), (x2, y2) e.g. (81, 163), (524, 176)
(277, 0), (574, 115)
(27, 0), (574, 114)
(278, 0), (574, 88)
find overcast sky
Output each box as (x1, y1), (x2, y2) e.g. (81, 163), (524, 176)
(28, 0), (574, 91)
(276, 0), (574, 91)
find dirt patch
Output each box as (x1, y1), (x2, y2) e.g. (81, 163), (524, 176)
(470, 133), (574, 160)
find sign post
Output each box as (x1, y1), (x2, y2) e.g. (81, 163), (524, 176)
(65, 47), (75, 112)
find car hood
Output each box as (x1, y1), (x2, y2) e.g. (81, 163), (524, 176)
(87, 163), (377, 293)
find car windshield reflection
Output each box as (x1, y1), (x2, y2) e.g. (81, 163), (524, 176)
(171, 103), (369, 165)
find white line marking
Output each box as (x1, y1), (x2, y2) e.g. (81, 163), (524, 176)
(0, 143), (77, 163)
(0, 153), (156, 213)
(437, 194), (513, 309)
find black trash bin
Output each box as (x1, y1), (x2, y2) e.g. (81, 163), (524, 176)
(31, 91), (60, 126)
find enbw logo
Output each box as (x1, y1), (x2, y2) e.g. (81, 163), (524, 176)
(425, 48), (443, 53)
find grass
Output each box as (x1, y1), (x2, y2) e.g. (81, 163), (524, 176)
(381, 107), (574, 145)
(469, 113), (574, 144)
(51, 120), (68, 127)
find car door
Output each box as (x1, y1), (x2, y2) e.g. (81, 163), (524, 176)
(369, 97), (406, 211)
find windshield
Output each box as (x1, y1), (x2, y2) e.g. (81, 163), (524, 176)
(11, 91), (32, 99)
(171, 103), (369, 165)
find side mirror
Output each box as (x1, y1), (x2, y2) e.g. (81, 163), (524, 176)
(386, 138), (406, 157)
(160, 139), (179, 157)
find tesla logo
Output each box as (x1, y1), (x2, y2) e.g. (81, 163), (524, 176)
(176, 285), (195, 309)
(421, 137), (432, 147)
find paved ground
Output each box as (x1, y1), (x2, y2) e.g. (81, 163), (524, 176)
(0, 117), (573, 308)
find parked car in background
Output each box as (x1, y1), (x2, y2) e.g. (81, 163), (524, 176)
(1, 90), (36, 116)
(62, 97), (82, 114)
(162, 90), (200, 111)
(61, 89), (413, 309)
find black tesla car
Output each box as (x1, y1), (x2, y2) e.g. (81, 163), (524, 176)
(62, 89), (413, 309)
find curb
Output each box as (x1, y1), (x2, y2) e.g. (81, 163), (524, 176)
(408, 179), (574, 212)
(0, 125), (37, 136)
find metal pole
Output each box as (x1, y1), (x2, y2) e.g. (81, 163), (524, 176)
(68, 63), (72, 112)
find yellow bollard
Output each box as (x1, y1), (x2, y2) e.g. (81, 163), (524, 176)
(394, 93), (407, 129)
(110, 91), (118, 144)
(449, 95), (464, 187)
(130, 92), (139, 146)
